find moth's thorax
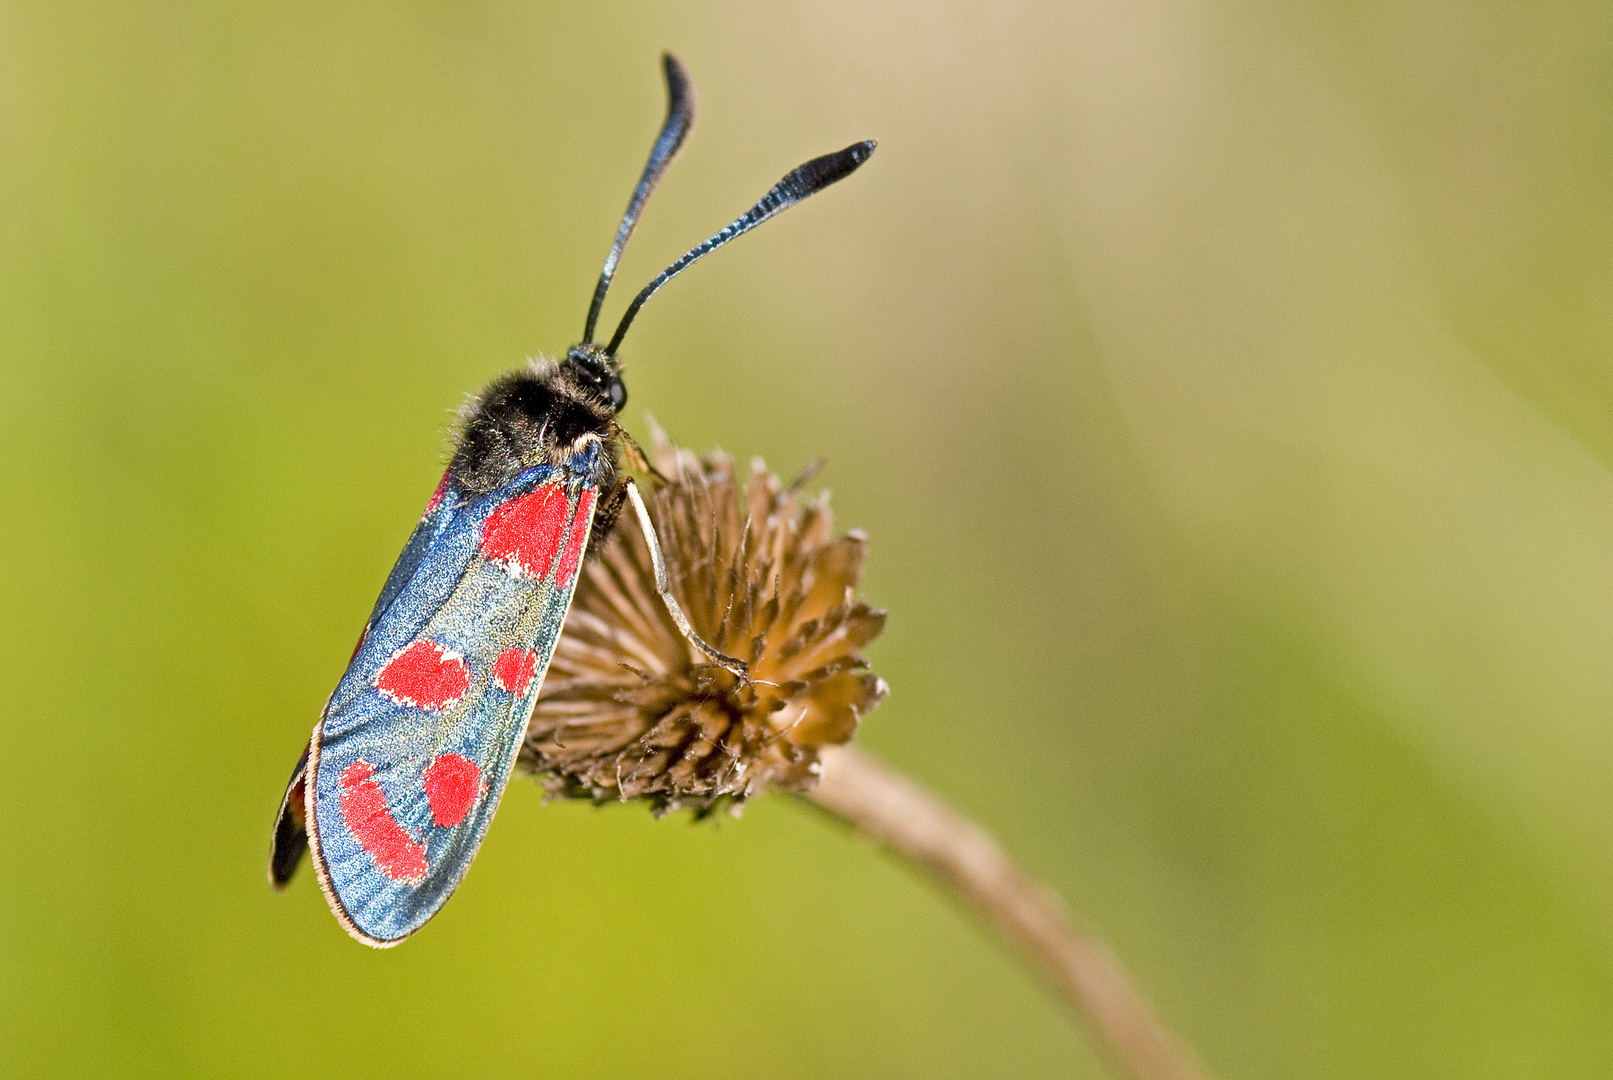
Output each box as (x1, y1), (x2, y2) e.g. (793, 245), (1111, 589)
(450, 358), (622, 494)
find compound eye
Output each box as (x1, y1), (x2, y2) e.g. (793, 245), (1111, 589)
(606, 379), (627, 411)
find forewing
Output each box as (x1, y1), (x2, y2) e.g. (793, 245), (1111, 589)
(307, 470), (599, 946)
(267, 472), (454, 888)
(367, 470), (456, 628)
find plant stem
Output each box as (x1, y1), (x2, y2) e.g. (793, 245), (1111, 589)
(803, 744), (1214, 1080)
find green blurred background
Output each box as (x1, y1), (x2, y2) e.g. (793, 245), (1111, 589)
(4, 0), (1612, 1076)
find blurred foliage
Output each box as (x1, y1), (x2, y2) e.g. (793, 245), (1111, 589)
(3, 0), (1613, 1077)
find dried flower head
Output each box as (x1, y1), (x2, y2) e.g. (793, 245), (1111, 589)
(519, 424), (887, 813)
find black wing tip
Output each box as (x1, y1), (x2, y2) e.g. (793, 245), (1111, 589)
(268, 810), (308, 888)
(267, 838), (304, 889)
(268, 739), (312, 888)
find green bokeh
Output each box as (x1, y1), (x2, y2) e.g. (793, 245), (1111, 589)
(4, 2), (1612, 1076)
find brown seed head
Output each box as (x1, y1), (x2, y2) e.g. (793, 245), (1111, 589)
(519, 424), (888, 814)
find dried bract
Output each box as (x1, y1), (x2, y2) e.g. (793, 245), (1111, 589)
(519, 427), (887, 813)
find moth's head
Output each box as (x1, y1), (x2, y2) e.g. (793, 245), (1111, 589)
(563, 343), (627, 414)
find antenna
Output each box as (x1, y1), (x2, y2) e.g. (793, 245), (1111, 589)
(582, 53), (696, 345)
(604, 140), (876, 356)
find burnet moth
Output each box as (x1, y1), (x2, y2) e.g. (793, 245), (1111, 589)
(268, 54), (875, 947)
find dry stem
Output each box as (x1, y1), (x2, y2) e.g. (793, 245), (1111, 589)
(804, 744), (1214, 1080)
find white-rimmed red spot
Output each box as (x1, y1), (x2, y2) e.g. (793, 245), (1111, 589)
(555, 488), (597, 588)
(492, 647), (538, 694)
(339, 761), (427, 882)
(422, 754), (481, 827)
(376, 640), (471, 711)
(480, 483), (571, 579)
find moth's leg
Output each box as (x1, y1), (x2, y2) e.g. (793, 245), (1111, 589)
(616, 424), (670, 485)
(586, 478), (630, 557)
(624, 477), (749, 680)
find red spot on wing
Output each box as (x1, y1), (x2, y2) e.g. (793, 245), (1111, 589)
(492, 647), (538, 694)
(423, 470), (451, 517)
(347, 622), (370, 666)
(287, 773), (307, 830)
(480, 483), (571, 579)
(555, 488), (597, 588)
(339, 761), (427, 882)
(376, 640), (471, 711)
(421, 754), (482, 827)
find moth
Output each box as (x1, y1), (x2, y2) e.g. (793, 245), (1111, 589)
(269, 53), (874, 947)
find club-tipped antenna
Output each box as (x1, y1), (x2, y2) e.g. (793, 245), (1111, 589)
(603, 140), (876, 357)
(581, 53), (696, 345)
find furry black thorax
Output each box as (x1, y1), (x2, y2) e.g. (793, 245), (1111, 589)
(450, 346), (625, 495)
